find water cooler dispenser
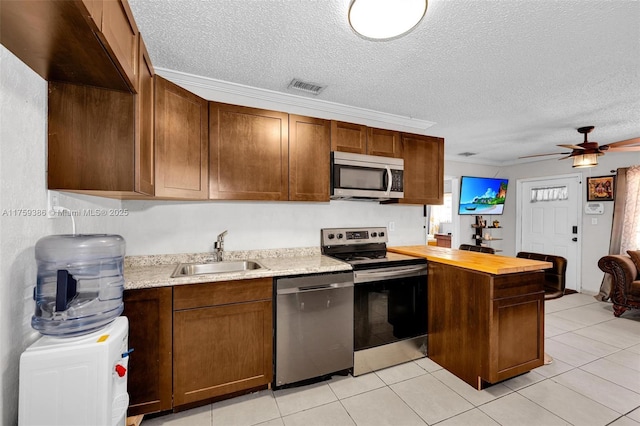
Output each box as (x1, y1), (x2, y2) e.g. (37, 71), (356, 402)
(19, 234), (129, 426)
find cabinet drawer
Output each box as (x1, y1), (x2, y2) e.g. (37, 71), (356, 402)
(173, 278), (272, 310)
(492, 271), (544, 300)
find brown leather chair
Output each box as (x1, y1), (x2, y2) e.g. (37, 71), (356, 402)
(459, 244), (495, 254)
(516, 252), (567, 300)
(598, 254), (640, 317)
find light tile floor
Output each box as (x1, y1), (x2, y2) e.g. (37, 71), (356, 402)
(142, 293), (640, 426)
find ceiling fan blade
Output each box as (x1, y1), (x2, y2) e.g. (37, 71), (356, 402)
(557, 144), (585, 150)
(605, 137), (640, 148)
(605, 146), (640, 152)
(518, 152), (570, 159)
(557, 154), (573, 160)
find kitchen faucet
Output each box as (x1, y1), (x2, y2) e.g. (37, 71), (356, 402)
(212, 230), (228, 262)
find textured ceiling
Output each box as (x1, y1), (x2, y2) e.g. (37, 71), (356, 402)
(128, 0), (640, 165)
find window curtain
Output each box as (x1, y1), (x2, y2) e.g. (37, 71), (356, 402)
(596, 165), (640, 301)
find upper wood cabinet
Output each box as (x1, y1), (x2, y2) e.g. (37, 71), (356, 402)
(399, 133), (445, 205)
(367, 127), (403, 158)
(289, 115), (331, 202)
(47, 35), (154, 197)
(95, 0), (140, 92)
(209, 102), (289, 201)
(48, 82), (137, 193)
(331, 121), (367, 154)
(155, 76), (209, 199)
(0, 0), (138, 92)
(135, 37), (155, 195)
(331, 121), (402, 158)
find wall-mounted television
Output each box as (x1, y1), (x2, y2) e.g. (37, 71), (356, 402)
(458, 176), (509, 215)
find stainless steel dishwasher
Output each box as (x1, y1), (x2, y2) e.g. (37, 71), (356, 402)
(275, 271), (354, 388)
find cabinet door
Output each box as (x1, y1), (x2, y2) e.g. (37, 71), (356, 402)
(48, 82), (135, 192)
(400, 134), (444, 205)
(366, 127), (402, 158)
(289, 115), (331, 202)
(173, 300), (273, 407)
(155, 76), (209, 199)
(331, 121), (367, 154)
(489, 293), (544, 383)
(123, 287), (173, 416)
(209, 103), (288, 200)
(98, 0), (139, 92)
(134, 36), (154, 195)
(82, 0), (103, 30)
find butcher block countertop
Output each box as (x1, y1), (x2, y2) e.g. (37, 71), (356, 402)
(388, 245), (552, 275)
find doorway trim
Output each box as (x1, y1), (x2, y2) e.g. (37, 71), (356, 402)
(516, 173), (583, 292)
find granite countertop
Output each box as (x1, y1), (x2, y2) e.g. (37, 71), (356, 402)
(124, 247), (352, 290)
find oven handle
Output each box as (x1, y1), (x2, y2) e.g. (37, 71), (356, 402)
(277, 281), (354, 295)
(354, 265), (427, 283)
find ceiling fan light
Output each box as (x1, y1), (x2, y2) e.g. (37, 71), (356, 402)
(572, 153), (598, 168)
(348, 0), (428, 41)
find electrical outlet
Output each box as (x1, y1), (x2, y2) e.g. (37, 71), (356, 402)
(591, 218), (598, 225)
(47, 190), (59, 218)
(388, 221), (395, 232)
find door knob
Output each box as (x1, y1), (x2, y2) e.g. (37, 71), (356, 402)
(572, 237), (578, 242)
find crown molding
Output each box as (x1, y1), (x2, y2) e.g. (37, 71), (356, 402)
(155, 67), (436, 133)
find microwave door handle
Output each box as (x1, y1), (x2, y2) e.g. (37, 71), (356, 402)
(385, 166), (392, 195)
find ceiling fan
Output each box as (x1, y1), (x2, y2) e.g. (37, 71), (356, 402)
(520, 126), (640, 168)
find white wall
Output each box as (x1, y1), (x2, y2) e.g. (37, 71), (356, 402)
(53, 195), (424, 255)
(1, 46), (53, 426)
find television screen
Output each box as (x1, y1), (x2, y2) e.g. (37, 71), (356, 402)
(458, 176), (509, 215)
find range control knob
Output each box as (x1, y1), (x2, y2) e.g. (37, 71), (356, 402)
(337, 233), (344, 239)
(327, 234), (335, 240)
(379, 232), (385, 237)
(371, 232), (378, 237)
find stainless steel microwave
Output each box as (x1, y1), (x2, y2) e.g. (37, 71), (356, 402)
(330, 151), (404, 201)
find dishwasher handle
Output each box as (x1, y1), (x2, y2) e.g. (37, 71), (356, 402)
(277, 281), (353, 295)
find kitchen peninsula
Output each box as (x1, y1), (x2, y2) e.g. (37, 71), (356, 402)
(388, 245), (552, 389)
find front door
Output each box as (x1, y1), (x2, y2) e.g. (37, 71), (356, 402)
(518, 175), (581, 291)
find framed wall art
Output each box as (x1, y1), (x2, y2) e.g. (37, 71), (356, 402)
(586, 175), (615, 201)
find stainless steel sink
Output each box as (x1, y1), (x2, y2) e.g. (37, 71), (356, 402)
(171, 260), (265, 277)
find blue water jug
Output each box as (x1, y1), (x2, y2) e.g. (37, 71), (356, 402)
(32, 234), (125, 336)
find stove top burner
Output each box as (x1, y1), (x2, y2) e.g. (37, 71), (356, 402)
(321, 227), (427, 270)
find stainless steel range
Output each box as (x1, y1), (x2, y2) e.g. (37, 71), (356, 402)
(321, 227), (428, 375)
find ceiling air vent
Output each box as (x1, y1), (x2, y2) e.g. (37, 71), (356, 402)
(288, 78), (327, 96)
(458, 152), (477, 157)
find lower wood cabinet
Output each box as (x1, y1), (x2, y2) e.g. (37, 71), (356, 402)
(123, 287), (173, 416)
(428, 262), (544, 389)
(124, 278), (273, 414)
(173, 278), (273, 408)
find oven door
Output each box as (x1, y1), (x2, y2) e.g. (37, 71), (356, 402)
(353, 264), (427, 352)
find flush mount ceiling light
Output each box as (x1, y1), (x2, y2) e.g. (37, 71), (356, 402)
(348, 0), (428, 41)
